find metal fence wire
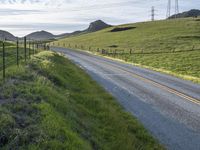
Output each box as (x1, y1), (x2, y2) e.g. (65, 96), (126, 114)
(0, 37), (50, 80)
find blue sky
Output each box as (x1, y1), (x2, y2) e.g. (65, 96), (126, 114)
(0, 0), (199, 36)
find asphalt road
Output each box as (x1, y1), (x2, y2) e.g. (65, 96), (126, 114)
(51, 47), (200, 150)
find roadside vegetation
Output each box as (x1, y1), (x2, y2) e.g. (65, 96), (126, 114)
(0, 51), (163, 149)
(53, 18), (200, 83)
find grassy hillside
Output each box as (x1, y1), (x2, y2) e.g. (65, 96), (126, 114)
(0, 51), (163, 149)
(53, 18), (200, 83)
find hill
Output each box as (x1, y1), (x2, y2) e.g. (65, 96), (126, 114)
(26, 30), (55, 40)
(23, 20), (112, 40)
(169, 9), (200, 19)
(0, 30), (16, 41)
(53, 18), (200, 83)
(56, 31), (82, 39)
(86, 20), (112, 32)
(57, 20), (112, 38)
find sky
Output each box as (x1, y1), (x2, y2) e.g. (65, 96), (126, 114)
(0, 0), (199, 36)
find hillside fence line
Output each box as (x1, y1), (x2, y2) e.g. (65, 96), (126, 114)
(52, 42), (199, 55)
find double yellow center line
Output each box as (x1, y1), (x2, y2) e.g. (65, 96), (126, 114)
(63, 49), (200, 106)
(102, 61), (200, 106)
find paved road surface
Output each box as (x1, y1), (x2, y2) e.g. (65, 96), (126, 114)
(51, 47), (200, 150)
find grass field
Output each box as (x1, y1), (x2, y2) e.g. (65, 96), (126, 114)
(107, 50), (200, 83)
(0, 51), (163, 149)
(53, 18), (200, 83)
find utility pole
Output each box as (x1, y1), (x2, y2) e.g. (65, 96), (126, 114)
(151, 6), (155, 21)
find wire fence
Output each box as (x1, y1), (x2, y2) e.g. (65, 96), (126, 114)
(0, 37), (50, 80)
(51, 42), (200, 55)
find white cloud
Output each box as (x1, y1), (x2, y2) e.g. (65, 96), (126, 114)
(0, 0), (199, 36)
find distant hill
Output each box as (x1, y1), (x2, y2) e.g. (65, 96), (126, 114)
(0, 20), (112, 41)
(0, 30), (16, 41)
(169, 9), (200, 19)
(26, 30), (55, 40)
(86, 20), (112, 32)
(57, 20), (112, 38)
(56, 31), (82, 39)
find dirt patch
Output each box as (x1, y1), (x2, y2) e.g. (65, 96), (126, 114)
(110, 27), (136, 32)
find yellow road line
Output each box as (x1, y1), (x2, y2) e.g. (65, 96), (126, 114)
(60, 49), (200, 106)
(103, 62), (200, 106)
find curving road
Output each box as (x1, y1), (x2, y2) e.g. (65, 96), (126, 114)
(51, 47), (200, 150)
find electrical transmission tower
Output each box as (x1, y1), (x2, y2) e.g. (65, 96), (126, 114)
(175, 0), (179, 18)
(166, 0), (179, 18)
(166, 0), (171, 18)
(151, 6), (155, 21)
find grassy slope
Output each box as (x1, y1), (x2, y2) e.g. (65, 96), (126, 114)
(54, 18), (200, 83)
(0, 51), (163, 150)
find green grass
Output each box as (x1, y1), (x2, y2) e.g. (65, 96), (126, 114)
(0, 43), (39, 72)
(0, 51), (164, 149)
(53, 18), (200, 83)
(109, 50), (200, 83)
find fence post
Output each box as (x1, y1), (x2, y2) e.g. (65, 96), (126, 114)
(17, 38), (19, 66)
(35, 42), (36, 54)
(29, 40), (31, 58)
(130, 49), (132, 54)
(24, 37), (27, 62)
(33, 41), (35, 55)
(34, 42), (36, 53)
(2, 41), (5, 79)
